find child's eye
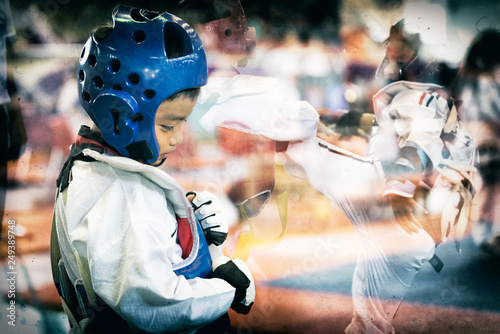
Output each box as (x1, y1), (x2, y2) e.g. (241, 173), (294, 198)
(160, 125), (174, 132)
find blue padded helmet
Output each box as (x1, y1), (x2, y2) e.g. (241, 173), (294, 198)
(78, 5), (207, 164)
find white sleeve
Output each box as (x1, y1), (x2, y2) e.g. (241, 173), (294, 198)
(278, 137), (384, 215)
(199, 75), (319, 142)
(67, 164), (235, 333)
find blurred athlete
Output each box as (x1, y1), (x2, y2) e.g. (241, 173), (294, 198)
(180, 1), (478, 333)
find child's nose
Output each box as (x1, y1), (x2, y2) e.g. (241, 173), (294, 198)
(169, 127), (183, 146)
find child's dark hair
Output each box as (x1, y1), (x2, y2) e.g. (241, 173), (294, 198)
(166, 88), (200, 101)
(93, 25), (113, 42)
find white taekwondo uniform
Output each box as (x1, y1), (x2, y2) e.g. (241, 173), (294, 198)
(53, 135), (236, 333)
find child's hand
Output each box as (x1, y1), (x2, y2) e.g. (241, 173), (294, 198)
(186, 191), (228, 246)
(210, 256), (255, 314)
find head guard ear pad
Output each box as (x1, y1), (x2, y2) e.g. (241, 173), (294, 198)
(78, 5), (207, 164)
(92, 91), (141, 148)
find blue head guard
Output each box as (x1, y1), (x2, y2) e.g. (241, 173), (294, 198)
(78, 5), (207, 164)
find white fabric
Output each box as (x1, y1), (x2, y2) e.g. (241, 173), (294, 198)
(54, 149), (235, 334)
(191, 190), (228, 235)
(195, 74), (319, 142)
(371, 81), (450, 168)
(383, 179), (417, 198)
(372, 81), (478, 248)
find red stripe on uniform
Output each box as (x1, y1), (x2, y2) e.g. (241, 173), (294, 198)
(419, 92), (426, 106)
(75, 136), (121, 156)
(176, 217), (193, 259)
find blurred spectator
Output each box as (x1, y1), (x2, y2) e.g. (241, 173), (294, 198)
(1, 0), (24, 238)
(258, 29), (303, 101)
(339, 26), (380, 117)
(452, 29), (500, 258)
(0, 0), (14, 102)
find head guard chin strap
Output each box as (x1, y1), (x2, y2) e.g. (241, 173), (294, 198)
(78, 5), (207, 164)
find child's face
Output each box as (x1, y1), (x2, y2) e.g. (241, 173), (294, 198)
(153, 96), (196, 166)
(386, 36), (416, 64)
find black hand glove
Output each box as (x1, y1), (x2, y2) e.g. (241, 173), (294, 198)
(210, 257), (255, 314)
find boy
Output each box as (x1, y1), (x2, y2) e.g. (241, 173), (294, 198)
(50, 6), (254, 333)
